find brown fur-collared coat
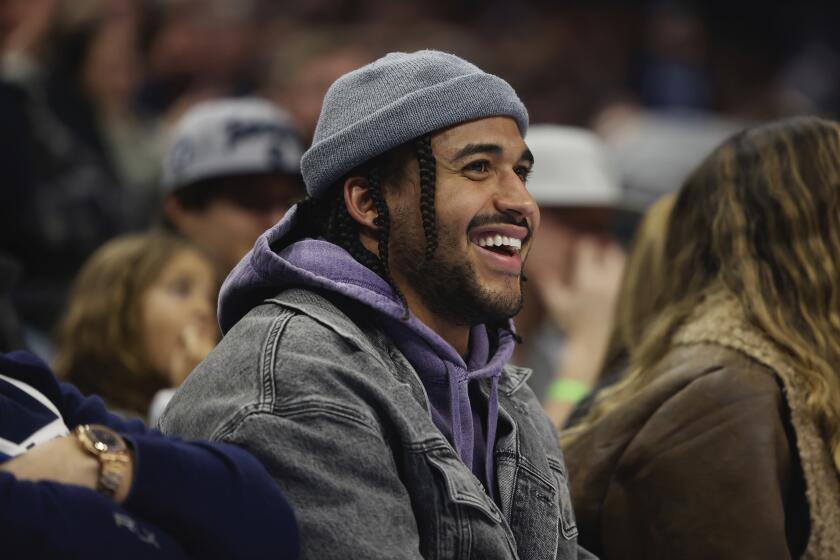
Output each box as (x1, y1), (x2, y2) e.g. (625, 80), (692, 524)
(563, 291), (840, 559)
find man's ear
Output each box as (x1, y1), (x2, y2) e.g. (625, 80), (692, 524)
(343, 176), (381, 233)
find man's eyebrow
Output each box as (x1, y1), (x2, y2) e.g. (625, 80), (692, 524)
(521, 149), (534, 165)
(450, 143), (502, 162)
(449, 144), (535, 165)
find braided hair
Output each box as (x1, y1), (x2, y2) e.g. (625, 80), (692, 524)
(415, 135), (437, 260)
(292, 134), (523, 341)
(293, 136), (435, 315)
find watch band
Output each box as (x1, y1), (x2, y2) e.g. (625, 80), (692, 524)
(96, 450), (131, 498)
(73, 424), (131, 499)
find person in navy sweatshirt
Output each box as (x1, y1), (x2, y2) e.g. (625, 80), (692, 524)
(0, 350), (299, 559)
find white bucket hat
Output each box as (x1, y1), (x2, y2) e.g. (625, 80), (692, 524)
(525, 124), (621, 207)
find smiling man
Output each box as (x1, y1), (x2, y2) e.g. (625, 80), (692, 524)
(161, 50), (595, 560)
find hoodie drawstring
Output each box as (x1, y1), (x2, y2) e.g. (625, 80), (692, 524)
(448, 363), (464, 461)
(485, 375), (500, 502)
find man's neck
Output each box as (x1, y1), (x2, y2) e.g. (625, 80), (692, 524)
(403, 291), (471, 356)
(359, 238), (471, 354)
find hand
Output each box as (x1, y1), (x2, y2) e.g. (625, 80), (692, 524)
(167, 324), (215, 386)
(0, 434), (134, 503)
(538, 239), (625, 427)
(537, 237), (625, 398)
(536, 237), (626, 343)
(525, 223), (577, 284)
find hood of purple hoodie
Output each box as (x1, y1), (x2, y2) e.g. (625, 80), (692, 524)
(219, 205), (515, 498)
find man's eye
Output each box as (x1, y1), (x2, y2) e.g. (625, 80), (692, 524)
(463, 161), (489, 173)
(515, 166), (532, 181)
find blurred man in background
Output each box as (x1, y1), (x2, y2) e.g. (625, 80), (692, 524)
(514, 125), (627, 426)
(161, 97), (305, 273)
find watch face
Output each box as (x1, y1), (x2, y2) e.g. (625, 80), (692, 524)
(88, 426), (127, 452)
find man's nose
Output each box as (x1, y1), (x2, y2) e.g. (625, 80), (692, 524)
(494, 171), (539, 227)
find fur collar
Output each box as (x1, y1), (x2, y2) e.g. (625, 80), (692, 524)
(673, 289), (840, 559)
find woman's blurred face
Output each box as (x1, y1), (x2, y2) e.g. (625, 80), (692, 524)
(141, 248), (218, 386)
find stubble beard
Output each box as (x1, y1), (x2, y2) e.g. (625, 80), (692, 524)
(390, 209), (525, 327)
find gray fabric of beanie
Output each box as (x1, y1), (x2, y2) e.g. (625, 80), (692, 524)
(301, 49), (529, 199)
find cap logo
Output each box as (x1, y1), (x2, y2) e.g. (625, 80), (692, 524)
(169, 138), (195, 176)
(226, 120), (294, 148)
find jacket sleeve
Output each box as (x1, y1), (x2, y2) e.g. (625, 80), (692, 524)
(599, 366), (796, 560)
(57, 380), (300, 560)
(0, 471), (189, 559)
(218, 407), (424, 560)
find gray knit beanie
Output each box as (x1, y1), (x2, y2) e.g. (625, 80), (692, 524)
(301, 49), (529, 198)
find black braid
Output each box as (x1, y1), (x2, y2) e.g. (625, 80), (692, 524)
(296, 163), (409, 317)
(367, 167), (410, 318)
(367, 167), (390, 274)
(415, 135), (437, 260)
(293, 140), (430, 320)
(326, 190), (386, 279)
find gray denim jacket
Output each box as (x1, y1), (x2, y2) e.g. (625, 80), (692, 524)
(161, 289), (596, 560)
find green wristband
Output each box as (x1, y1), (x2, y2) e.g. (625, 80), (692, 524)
(547, 378), (590, 403)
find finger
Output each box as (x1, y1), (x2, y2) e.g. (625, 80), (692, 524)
(571, 238), (607, 283)
(601, 242), (627, 272)
(181, 325), (215, 367)
(181, 324), (198, 348)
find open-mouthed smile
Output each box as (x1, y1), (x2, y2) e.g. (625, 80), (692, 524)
(469, 224), (529, 274)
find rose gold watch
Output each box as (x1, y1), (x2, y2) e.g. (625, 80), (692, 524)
(73, 424), (130, 499)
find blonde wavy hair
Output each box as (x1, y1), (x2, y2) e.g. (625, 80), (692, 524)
(564, 117), (840, 474)
(598, 193), (676, 377)
(54, 231), (213, 416)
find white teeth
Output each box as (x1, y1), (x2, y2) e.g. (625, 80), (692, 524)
(474, 234), (522, 252)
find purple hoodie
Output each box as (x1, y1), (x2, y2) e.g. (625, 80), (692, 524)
(219, 206), (516, 500)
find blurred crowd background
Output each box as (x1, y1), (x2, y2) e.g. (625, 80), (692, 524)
(1, 0), (839, 419)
